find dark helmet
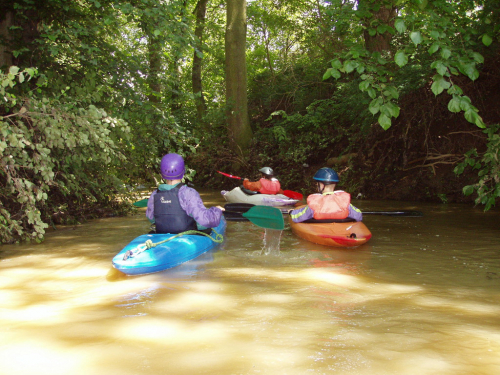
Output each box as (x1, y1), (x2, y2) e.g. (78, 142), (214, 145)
(313, 167), (339, 184)
(259, 167), (274, 176)
(160, 153), (185, 180)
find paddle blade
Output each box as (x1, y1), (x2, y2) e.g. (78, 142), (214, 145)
(283, 190), (303, 200)
(217, 171), (243, 180)
(242, 206), (284, 230)
(133, 198), (149, 208)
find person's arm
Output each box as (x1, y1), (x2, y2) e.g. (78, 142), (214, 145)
(145, 191), (158, 223)
(289, 205), (314, 223)
(348, 204), (363, 221)
(179, 186), (223, 228)
(243, 179), (262, 192)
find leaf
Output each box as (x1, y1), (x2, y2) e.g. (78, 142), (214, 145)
(369, 98), (382, 115)
(463, 185), (475, 196)
(394, 50), (408, 67)
(448, 97), (461, 113)
(378, 113), (392, 130)
(428, 42), (440, 54)
(344, 60), (357, 73)
(359, 81), (370, 91)
(431, 75), (450, 96)
(440, 48), (452, 60)
(417, 0), (428, 9)
(482, 34), (493, 46)
(472, 52), (484, 64)
(432, 61), (447, 76)
(383, 86), (399, 100)
(322, 69), (332, 80)
(9, 66), (19, 75)
(430, 30), (440, 40)
(394, 19), (406, 34)
(331, 68), (341, 79)
(331, 59), (342, 70)
(376, 25), (386, 34)
(410, 31), (423, 46)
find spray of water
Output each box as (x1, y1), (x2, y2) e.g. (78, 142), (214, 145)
(262, 228), (282, 255)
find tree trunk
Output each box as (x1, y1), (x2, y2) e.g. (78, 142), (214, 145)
(358, 0), (396, 53)
(170, 0), (188, 115)
(192, 0), (209, 125)
(147, 32), (162, 105)
(0, 12), (13, 69)
(225, 0), (252, 158)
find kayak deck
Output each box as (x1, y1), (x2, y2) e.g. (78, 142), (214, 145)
(289, 216), (372, 248)
(221, 187), (298, 206)
(112, 217), (226, 275)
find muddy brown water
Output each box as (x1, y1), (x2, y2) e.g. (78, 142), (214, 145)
(1, 190), (499, 375)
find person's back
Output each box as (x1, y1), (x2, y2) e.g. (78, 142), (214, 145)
(243, 166), (283, 195)
(146, 153), (225, 234)
(290, 167), (362, 223)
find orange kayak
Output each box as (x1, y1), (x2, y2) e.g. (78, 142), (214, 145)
(289, 216), (372, 248)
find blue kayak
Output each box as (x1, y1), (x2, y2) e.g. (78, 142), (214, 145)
(112, 217), (226, 275)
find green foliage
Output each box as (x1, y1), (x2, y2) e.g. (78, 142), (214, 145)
(454, 124), (500, 211)
(321, 0), (495, 130)
(1, 67), (131, 243)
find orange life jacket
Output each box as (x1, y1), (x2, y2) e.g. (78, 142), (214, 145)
(259, 178), (281, 195)
(307, 191), (351, 220)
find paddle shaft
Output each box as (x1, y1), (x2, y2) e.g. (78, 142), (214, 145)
(224, 203), (422, 217)
(217, 171), (243, 180)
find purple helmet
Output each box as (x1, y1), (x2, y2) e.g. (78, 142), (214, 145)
(160, 153), (185, 180)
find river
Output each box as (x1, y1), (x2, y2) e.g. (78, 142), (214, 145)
(1, 190), (499, 375)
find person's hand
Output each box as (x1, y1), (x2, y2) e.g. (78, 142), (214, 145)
(216, 205), (225, 211)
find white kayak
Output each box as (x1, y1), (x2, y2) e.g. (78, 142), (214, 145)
(221, 187), (299, 206)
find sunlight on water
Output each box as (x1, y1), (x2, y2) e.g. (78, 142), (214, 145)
(1, 196), (500, 374)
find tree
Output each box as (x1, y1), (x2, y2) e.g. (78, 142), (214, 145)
(192, 0), (210, 124)
(225, 0), (253, 159)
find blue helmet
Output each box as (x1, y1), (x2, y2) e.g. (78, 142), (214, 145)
(313, 167), (339, 184)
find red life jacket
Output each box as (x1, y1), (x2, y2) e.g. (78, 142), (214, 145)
(307, 191), (351, 220)
(259, 178), (281, 194)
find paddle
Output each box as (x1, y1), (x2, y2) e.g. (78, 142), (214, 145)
(223, 205), (284, 230)
(362, 210), (423, 217)
(224, 203), (289, 214)
(133, 198), (148, 207)
(217, 170), (303, 200)
(225, 203), (423, 217)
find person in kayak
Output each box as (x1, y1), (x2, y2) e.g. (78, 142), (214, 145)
(289, 167), (363, 222)
(242, 167), (284, 195)
(146, 153), (225, 234)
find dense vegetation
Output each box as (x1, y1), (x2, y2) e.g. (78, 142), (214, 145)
(1, 0), (499, 243)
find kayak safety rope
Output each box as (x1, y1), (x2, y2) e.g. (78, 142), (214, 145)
(123, 229), (224, 260)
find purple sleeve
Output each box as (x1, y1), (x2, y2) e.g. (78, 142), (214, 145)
(145, 190), (158, 222)
(348, 204), (363, 222)
(178, 186), (222, 228)
(290, 205), (314, 223)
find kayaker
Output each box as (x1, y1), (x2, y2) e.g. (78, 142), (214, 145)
(289, 167), (363, 222)
(146, 153), (225, 234)
(242, 167), (284, 195)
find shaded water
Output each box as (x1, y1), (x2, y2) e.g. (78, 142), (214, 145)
(1, 190), (500, 375)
